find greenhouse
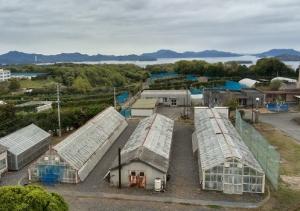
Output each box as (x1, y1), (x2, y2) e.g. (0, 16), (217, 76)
(192, 107), (265, 194)
(28, 107), (128, 184)
(0, 124), (51, 170)
(109, 113), (174, 190)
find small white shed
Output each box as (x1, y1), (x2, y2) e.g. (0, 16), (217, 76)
(131, 99), (157, 117)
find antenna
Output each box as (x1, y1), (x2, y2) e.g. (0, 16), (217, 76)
(57, 83), (62, 137)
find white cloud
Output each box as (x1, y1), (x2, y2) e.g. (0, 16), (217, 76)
(0, 0), (299, 54)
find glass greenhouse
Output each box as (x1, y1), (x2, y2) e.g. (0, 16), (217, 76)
(29, 107), (128, 184)
(192, 107), (265, 194)
(0, 124), (51, 170)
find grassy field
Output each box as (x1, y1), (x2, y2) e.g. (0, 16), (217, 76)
(253, 123), (300, 211)
(19, 79), (56, 89)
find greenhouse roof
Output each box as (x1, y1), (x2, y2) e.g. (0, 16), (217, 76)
(54, 107), (127, 174)
(194, 107), (263, 172)
(111, 113), (174, 173)
(239, 78), (259, 88)
(0, 124), (50, 156)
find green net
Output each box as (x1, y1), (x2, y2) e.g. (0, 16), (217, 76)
(235, 110), (280, 190)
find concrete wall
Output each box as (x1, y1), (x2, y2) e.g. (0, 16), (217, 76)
(110, 161), (166, 190)
(0, 151), (8, 176)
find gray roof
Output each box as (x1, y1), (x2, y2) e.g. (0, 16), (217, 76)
(111, 113), (174, 173)
(0, 124), (50, 156)
(54, 107), (127, 180)
(193, 108), (263, 173)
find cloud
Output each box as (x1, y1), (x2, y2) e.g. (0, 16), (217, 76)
(0, 0), (299, 54)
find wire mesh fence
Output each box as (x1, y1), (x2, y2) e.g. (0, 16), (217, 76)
(235, 110), (280, 190)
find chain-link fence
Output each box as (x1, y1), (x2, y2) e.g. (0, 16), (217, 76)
(235, 110), (280, 190)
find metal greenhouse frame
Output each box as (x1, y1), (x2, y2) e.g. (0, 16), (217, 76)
(29, 107), (128, 184)
(0, 124), (51, 170)
(192, 107), (265, 194)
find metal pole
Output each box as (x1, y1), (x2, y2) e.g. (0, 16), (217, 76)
(57, 84), (61, 137)
(114, 87), (116, 109)
(118, 147), (122, 189)
(251, 97), (254, 123)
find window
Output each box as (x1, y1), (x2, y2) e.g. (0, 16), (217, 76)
(139, 172), (144, 177)
(131, 171), (136, 176)
(163, 98), (168, 103)
(171, 98), (176, 106)
(0, 158), (6, 170)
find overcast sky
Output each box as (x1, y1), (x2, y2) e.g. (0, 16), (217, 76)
(0, 0), (299, 55)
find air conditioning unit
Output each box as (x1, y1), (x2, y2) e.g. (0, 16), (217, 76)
(44, 156), (49, 161)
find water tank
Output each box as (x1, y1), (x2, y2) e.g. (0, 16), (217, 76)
(154, 178), (162, 192)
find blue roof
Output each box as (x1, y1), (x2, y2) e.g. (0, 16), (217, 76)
(219, 80), (247, 91)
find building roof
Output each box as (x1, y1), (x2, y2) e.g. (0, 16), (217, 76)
(54, 107), (127, 180)
(111, 113), (174, 173)
(271, 77), (297, 83)
(131, 99), (157, 109)
(193, 107), (263, 173)
(141, 89), (191, 96)
(239, 78), (259, 88)
(0, 124), (50, 156)
(0, 144), (7, 154)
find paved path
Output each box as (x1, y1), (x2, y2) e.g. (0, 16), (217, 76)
(52, 189), (270, 209)
(260, 112), (300, 143)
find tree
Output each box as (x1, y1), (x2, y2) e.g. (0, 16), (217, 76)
(0, 103), (16, 120)
(8, 79), (21, 91)
(72, 76), (92, 93)
(0, 185), (68, 211)
(269, 79), (282, 91)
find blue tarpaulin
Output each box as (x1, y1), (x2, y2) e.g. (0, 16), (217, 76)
(186, 74), (198, 81)
(190, 87), (203, 95)
(150, 72), (178, 80)
(120, 108), (131, 118)
(266, 103), (289, 112)
(218, 80), (247, 91)
(116, 92), (129, 104)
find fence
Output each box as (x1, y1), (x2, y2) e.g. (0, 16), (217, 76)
(235, 110), (280, 190)
(266, 103), (289, 112)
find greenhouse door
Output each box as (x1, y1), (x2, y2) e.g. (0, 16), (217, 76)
(223, 174), (243, 194)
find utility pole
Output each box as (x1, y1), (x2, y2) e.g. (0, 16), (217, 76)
(57, 84), (61, 137)
(113, 87), (117, 109)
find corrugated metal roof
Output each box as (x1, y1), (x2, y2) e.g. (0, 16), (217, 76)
(0, 124), (50, 156)
(131, 99), (157, 109)
(194, 108), (263, 172)
(54, 107), (127, 174)
(111, 113), (174, 173)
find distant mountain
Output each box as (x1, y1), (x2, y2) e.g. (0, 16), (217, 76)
(255, 49), (300, 57)
(0, 51), (156, 65)
(275, 54), (300, 61)
(141, 49), (242, 58)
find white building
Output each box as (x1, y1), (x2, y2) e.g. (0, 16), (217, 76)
(141, 90), (191, 106)
(192, 107), (265, 194)
(0, 69), (11, 81)
(0, 145), (8, 179)
(131, 99), (157, 117)
(109, 113), (174, 190)
(29, 107), (128, 184)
